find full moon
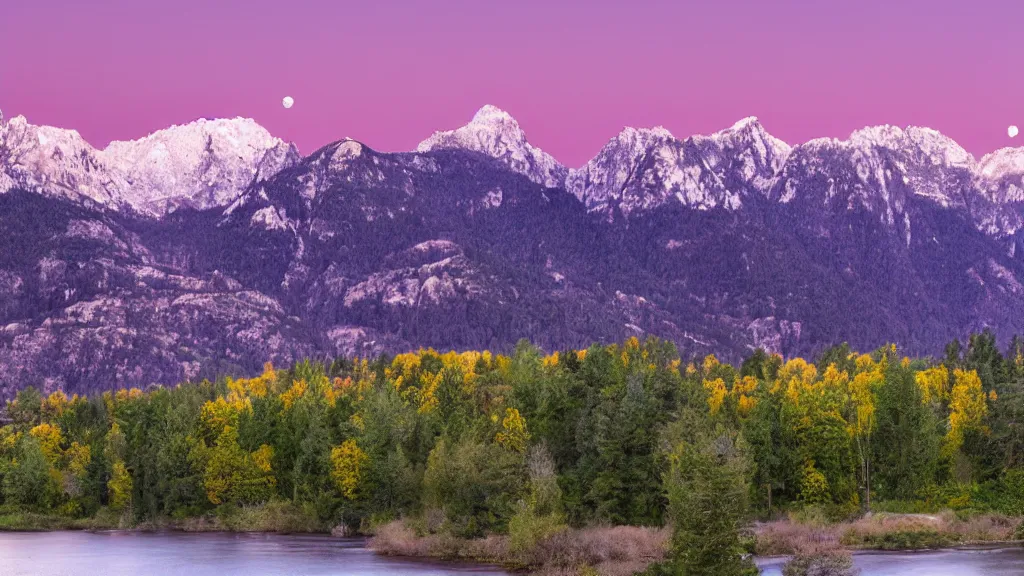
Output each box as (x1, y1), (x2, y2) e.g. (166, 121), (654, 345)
(1010, 125), (1019, 138)
(282, 96), (294, 109)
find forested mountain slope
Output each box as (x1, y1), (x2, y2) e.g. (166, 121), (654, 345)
(3, 107), (1024, 397)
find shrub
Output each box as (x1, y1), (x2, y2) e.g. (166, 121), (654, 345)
(508, 503), (566, 555)
(509, 445), (567, 555)
(755, 520), (841, 556)
(1014, 520), (1024, 541)
(371, 519), (668, 575)
(842, 529), (952, 550)
(783, 550), (859, 576)
(205, 500), (322, 533)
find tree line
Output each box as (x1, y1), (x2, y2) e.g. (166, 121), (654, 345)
(2, 331), (1023, 557)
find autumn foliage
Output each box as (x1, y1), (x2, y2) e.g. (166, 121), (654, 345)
(0, 330), (1022, 550)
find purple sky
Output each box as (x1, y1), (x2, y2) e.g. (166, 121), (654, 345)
(2, 0), (1021, 167)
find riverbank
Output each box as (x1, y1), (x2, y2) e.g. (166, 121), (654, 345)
(0, 511), (116, 531)
(0, 501), (326, 534)
(6, 506), (1023, 576)
(754, 511), (1024, 555)
(370, 520), (669, 576)
(370, 511), (1024, 576)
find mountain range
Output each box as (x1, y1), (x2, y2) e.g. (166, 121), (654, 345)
(3, 104), (1024, 398)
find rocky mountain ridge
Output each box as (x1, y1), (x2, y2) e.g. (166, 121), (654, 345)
(0, 114), (297, 217)
(3, 105), (1024, 398)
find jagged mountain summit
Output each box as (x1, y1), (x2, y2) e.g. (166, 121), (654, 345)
(4, 104), (1024, 399)
(102, 117), (300, 216)
(566, 117), (791, 217)
(0, 114), (298, 217)
(417, 105), (568, 189)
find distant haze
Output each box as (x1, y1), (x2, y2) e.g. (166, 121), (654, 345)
(1, 0), (1021, 166)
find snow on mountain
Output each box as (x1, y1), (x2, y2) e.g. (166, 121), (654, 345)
(101, 118), (299, 216)
(416, 105), (567, 188)
(979, 148), (1024, 202)
(11, 108), (1024, 397)
(976, 148), (1024, 241)
(0, 115), (129, 208)
(566, 117), (790, 217)
(0, 115), (298, 217)
(8, 106), (1024, 241)
(565, 126), (678, 215)
(772, 124), (982, 235)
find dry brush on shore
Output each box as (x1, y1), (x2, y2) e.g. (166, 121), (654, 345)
(754, 511), (1024, 556)
(370, 519), (670, 576)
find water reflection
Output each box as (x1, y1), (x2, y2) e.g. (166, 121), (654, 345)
(5, 532), (1023, 575)
(757, 547), (1024, 576)
(0, 531), (509, 576)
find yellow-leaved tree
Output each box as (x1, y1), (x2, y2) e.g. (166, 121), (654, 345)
(330, 439), (368, 500)
(196, 426), (276, 506)
(29, 422), (63, 464)
(108, 460), (133, 512)
(916, 365), (949, 406)
(847, 355), (884, 510)
(496, 408), (530, 453)
(703, 378), (728, 416)
(732, 375), (759, 418)
(944, 369), (988, 461)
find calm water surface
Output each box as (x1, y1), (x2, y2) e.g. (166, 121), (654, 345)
(4, 532), (1024, 575)
(758, 547), (1024, 575)
(0, 531), (509, 576)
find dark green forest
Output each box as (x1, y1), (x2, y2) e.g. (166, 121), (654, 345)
(3, 331), (1024, 542)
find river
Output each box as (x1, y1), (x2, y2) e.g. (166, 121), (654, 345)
(0, 531), (508, 576)
(758, 546), (1024, 575)
(3, 531), (1024, 575)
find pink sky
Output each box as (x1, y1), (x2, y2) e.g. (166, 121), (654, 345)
(2, 0), (1021, 167)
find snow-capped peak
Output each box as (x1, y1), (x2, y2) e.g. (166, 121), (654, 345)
(100, 117), (298, 216)
(841, 124), (975, 168)
(617, 125), (676, 145)
(470, 104), (516, 126)
(728, 116), (761, 131)
(904, 127), (974, 167)
(771, 122), (987, 243)
(102, 117), (286, 154)
(849, 124), (906, 148)
(979, 147), (1024, 180)
(567, 118), (790, 217)
(702, 117), (791, 172)
(2, 114), (299, 215)
(977, 147), (1024, 208)
(416, 105), (567, 189)
(0, 115), (128, 207)
(0, 114), (299, 217)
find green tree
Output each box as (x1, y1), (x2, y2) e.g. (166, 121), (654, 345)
(655, 416), (757, 576)
(422, 436), (525, 537)
(3, 435), (56, 509)
(872, 360), (940, 500)
(358, 384), (420, 519)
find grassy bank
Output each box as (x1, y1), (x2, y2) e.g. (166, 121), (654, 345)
(370, 520), (669, 576)
(0, 501), (326, 534)
(0, 511), (121, 531)
(754, 510), (1024, 555)
(6, 504), (1023, 576)
(370, 510), (1024, 576)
